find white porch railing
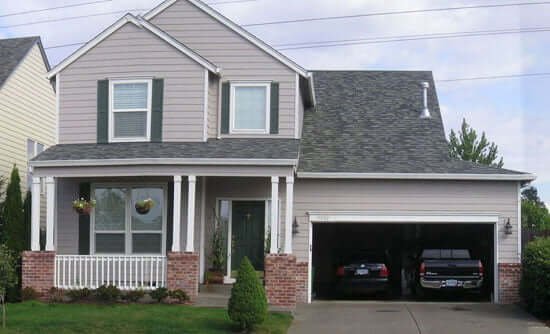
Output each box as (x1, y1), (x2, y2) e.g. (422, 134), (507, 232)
(55, 255), (167, 290)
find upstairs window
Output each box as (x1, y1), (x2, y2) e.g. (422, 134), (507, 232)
(109, 79), (152, 142)
(230, 82), (270, 134)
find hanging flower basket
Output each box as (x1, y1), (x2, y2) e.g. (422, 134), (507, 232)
(135, 198), (155, 215)
(72, 198), (96, 215)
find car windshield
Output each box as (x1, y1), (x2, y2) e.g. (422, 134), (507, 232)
(421, 249), (470, 259)
(345, 252), (386, 263)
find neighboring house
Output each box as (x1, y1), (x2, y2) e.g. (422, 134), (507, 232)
(23, 0), (534, 309)
(0, 37), (55, 229)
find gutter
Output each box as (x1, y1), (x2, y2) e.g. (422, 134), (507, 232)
(30, 158), (298, 168)
(296, 172), (537, 181)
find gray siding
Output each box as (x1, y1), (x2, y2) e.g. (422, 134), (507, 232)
(59, 22), (206, 143)
(150, 0), (297, 138)
(293, 179), (520, 264)
(56, 178), (79, 254)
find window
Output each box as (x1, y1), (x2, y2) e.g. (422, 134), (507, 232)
(109, 80), (152, 142)
(230, 82), (270, 134)
(26, 139), (45, 190)
(92, 185), (166, 254)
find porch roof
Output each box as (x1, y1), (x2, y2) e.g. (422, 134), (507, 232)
(31, 139), (300, 166)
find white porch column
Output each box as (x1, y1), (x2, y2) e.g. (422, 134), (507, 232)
(270, 176), (279, 254)
(185, 175), (197, 252)
(172, 175), (182, 252)
(284, 176), (294, 254)
(45, 177), (56, 251)
(30, 176), (41, 251)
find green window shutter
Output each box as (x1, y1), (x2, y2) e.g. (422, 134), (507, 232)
(97, 80), (109, 144)
(221, 82), (230, 134)
(78, 183), (91, 255)
(151, 79), (164, 142)
(270, 82), (279, 134)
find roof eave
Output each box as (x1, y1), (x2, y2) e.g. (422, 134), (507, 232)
(30, 158), (298, 168)
(296, 172), (537, 181)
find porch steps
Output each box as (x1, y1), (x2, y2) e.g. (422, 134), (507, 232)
(196, 284), (232, 308)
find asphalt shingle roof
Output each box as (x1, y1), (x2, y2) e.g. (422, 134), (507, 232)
(33, 139), (300, 161)
(298, 70), (525, 175)
(0, 37), (40, 89)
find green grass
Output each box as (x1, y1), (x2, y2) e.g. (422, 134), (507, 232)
(0, 302), (292, 334)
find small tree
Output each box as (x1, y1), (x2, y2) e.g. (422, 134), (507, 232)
(228, 257), (267, 331)
(521, 186), (550, 231)
(210, 211), (225, 273)
(0, 176), (6, 239)
(2, 167), (24, 254)
(0, 244), (18, 328)
(449, 118), (504, 168)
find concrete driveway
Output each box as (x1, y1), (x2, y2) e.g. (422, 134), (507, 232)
(289, 301), (550, 334)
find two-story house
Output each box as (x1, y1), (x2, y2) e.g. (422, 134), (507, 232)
(23, 0), (534, 309)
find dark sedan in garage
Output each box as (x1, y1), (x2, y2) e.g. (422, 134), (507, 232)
(334, 251), (392, 297)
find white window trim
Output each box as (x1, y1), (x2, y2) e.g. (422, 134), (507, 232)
(90, 183), (167, 256)
(229, 82), (270, 134)
(108, 79), (153, 143)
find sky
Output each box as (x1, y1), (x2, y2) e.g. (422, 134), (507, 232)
(1, 0), (549, 203)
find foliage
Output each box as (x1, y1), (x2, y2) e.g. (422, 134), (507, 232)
(67, 288), (92, 302)
(48, 288), (65, 303)
(448, 118), (504, 168)
(521, 186), (550, 231)
(210, 210), (226, 272)
(0, 302), (293, 334)
(521, 237), (550, 317)
(72, 198), (96, 214)
(123, 289), (145, 303)
(0, 176), (6, 235)
(95, 285), (121, 303)
(135, 198), (155, 209)
(21, 287), (38, 301)
(168, 289), (189, 303)
(149, 287), (169, 303)
(228, 257), (267, 331)
(0, 244), (18, 328)
(2, 167), (25, 254)
(22, 192), (31, 251)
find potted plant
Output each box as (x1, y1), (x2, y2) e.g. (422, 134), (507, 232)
(72, 198), (96, 215)
(135, 198), (155, 215)
(206, 210), (225, 284)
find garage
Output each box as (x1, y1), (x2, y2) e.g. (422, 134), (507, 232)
(308, 214), (499, 303)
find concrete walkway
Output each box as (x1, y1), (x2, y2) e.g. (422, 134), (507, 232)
(289, 301), (550, 334)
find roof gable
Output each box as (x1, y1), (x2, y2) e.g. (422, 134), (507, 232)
(47, 14), (219, 79)
(144, 0), (309, 78)
(0, 37), (43, 89)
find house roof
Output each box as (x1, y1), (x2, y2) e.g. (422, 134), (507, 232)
(0, 36), (46, 89)
(297, 70), (534, 180)
(30, 139), (300, 167)
(47, 14), (219, 79)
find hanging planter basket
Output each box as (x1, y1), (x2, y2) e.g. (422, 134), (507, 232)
(135, 198), (155, 215)
(72, 198), (96, 215)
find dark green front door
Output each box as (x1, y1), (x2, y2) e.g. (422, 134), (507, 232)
(231, 201), (265, 271)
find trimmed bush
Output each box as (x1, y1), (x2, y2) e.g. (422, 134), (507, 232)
(124, 289), (145, 303)
(48, 287), (65, 303)
(228, 257), (267, 331)
(168, 289), (189, 304)
(150, 287), (169, 303)
(521, 237), (550, 317)
(95, 285), (121, 303)
(21, 287), (38, 301)
(67, 288), (92, 302)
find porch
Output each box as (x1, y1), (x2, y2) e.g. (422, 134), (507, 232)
(24, 164), (298, 306)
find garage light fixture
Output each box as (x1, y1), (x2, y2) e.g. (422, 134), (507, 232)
(504, 218), (513, 235)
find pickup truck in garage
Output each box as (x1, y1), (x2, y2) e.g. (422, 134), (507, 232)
(413, 249), (484, 295)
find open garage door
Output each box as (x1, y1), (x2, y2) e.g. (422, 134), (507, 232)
(310, 222), (496, 303)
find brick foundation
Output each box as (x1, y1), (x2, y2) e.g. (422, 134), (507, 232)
(296, 262), (308, 304)
(22, 251), (55, 297)
(166, 252), (199, 300)
(499, 263), (521, 304)
(264, 254), (297, 309)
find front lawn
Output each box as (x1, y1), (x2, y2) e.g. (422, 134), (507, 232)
(0, 302), (292, 334)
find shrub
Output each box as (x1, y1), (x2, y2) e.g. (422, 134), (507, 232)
(66, 288), (92, 302)
(521, 237), (550, 317)
(21, 287), (39, 301)
(168, 289), (189, 303)
(149, 287), (169, 303)
(2, 167), (24, 254)
(48, 287), (65, 303)
(95, 285), (120, 303)
(0, 244), (18, 328)
(228, 257), (267, 331)
(124, 289), (145, 303)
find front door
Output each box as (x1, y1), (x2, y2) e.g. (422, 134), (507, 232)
(231, 201), (265, 271)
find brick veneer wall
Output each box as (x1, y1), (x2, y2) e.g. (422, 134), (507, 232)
(499, 263), (521, 304)
(22, 251), (55, 297)
(296, 262), (308, 303)
(264, 254), (297, 309)
(166, 252), (199, 300)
